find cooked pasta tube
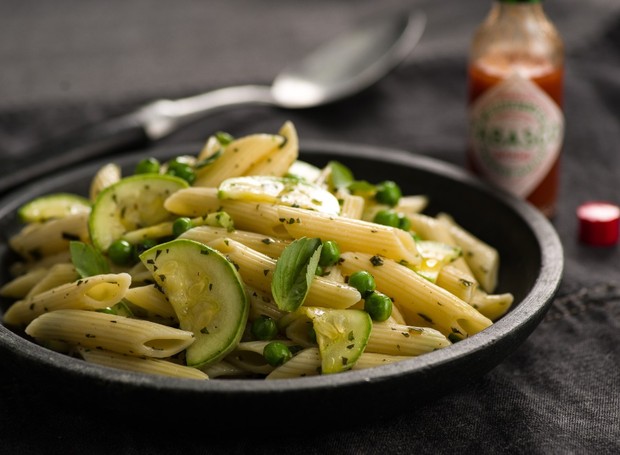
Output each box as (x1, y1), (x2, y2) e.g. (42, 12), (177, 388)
(26, 309), (194, 358)
(180, 225), (290, 258)
(25, 263), (78, 299)
(266, 347), (321, 379)
(3, 272), (132, 326)
(9, 212), (89, 261)
(196, 134), (220, 161)
(470, 288), (514, 321)
(336, 190), (365, 219)
(407, 212), (475, 278)
(362, 195), (429, 222)
(207, 238), (362, 309)
(225, 340), (299, 375)
(164, 187), (291, 238)
(123, 284), (177, 321)
(126, 261), (153, 285)
(243, 121), (299, 177)
(282, 315), (316, 348)
(339, 252), (492, 338)
(366, 321), (451, 356)
(199, 360), (250, 379)
(351, 352), (411, 370)
(90, 163), (121, 201)
(277, 206), (422, 266)
(246, 286), (286, 321)
(266, 348), (412, 379)
(122, 212), (233, 245)
(435, 264), (478, 303)
(194, 133), (285, 187)
(0, 268), (48, 299)
(436, 212), (500, 293)
(76, 346), (208, 380)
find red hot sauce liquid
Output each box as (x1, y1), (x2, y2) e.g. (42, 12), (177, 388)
(467, 58), (564, 217)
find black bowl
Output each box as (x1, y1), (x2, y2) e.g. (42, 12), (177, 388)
(0, 141), (563, 428)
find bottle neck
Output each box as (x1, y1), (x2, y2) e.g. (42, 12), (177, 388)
(485, 1), (549, 32)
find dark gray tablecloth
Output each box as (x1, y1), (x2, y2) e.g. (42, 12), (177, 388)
(1, 1), (619, 453)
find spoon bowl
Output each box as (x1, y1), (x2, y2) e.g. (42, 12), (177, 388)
(271, 11), (426, 108)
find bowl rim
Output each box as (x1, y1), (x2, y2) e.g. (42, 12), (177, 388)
(0, 139), (564, 396)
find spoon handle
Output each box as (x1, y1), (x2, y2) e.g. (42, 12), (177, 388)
(0, 85), (275, 196)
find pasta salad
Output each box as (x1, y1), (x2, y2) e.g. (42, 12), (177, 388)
(0, 121), (514, 380)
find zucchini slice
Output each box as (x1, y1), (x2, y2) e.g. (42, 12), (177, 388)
(218, 175), (341, 215)
(282, 307), (372, 374)
(89, 174), (188, 252)
(18, 193), (91, 223)
(140, 238), (249, 367)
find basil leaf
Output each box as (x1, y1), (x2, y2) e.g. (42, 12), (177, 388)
(70, 241), (110, 278)
(194, 149), (222, 169)
(347, 180), (377, 197)
(272, 237), (323, 312)
(327, 161), (354, 190)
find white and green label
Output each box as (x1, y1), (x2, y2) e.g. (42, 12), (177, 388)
(468, 73), (564, 198)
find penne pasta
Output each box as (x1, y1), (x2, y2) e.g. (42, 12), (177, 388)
(408, 212), (475, 278)
(243, 121), (299, 177)
(225, 340), (287, 375)
(9, 213), (89, 261)
(164, 187), (291, 238)
(3, 273), (132, 326)
(180, 225), (290, 258)
(436, 212), (500, 293)
(470, 288), (514, 321)
(76, 346), (208, 380)
(194, 133), (285, 187)
(26, 263), (79, 299)
(123, 284), (177, 321)
(351, 352), (412, 370)
(276, 206), (422, 266)
(339, 252), (493, 339)
(0, 268), (48, 299)
(435, 264), (478, 303)
(26, 309), (195, 358)
(199, 360), (250, 379)
(266, 347), (322, 379)
(90, 163), (121, 202)
(366, 321), (451, 357)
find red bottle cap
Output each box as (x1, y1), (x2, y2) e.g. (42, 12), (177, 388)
(577, 201), (620, 246)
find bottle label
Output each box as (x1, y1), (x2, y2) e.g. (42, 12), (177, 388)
(468, 73), (564, 198)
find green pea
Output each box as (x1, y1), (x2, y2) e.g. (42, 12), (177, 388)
(172, 217), (193, 237)
(263, 341), (292, 367)
(166, 159), (196, 185)
(348, 270), (376, 297)
(398, 214), (412, 231)
(375, 180), (402, 207)
(315, 264), (324, 277)
(319, 240), (340, 267)
(364, 291), (393, 322)
(135, 157), (161, 175)
(373, 209), (400, 227)
(251, 316), (279, 341)
(108, 239), (135, 265)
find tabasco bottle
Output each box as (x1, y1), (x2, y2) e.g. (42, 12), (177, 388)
(467, 0), (564, 217)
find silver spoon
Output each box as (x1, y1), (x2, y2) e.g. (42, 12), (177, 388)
(2, 9), (426, 194)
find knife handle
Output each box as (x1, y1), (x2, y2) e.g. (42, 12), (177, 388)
(1, 114), (150, 196)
